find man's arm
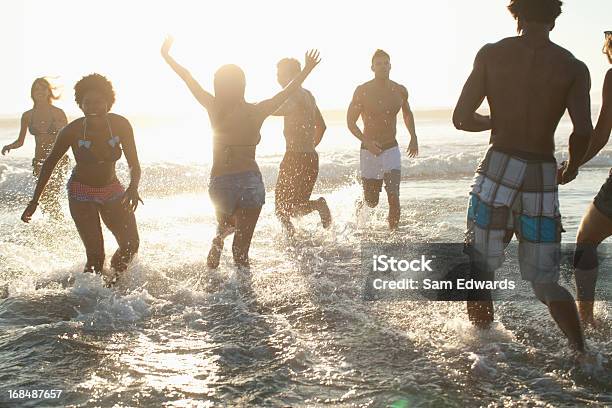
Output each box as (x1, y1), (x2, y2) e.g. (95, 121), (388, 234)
(161, 36), (215, 110)
(452, 45), (492, 132)
(401, 86), (418, 157)
(578, 68), (611, 166)
(347, 86), (365, 142)
(257, 50), (321, 118)
(2, 112), (29, 155)
(561, 61), (593, 184)
(271, 94), (298, 117)
(347, 86), (381, 155)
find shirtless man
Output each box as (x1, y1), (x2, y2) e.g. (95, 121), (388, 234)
(347, 49), (419, 230)
(453, 0), (592, 352)
(273, 58), (331, 235)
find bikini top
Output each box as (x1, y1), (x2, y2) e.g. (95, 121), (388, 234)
(72, 117), (122, 164)
(212, 103), (262, 165)
(28, 109), (59, 136)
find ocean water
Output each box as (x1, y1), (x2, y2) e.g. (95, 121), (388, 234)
(0, 114), (611, 407)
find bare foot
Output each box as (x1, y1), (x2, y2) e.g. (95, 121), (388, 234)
(577, 301), (598, 328)
(207, 237), (224, 269)
(467, 301), (494, 329)
(318, 197), (332, 229)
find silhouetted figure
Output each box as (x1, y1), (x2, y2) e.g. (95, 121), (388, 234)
(273, 57), (331, 235)
(572, 30), (612, 326)
(21, 74), (142, 284)
(453, 0), (592, 352)
(2, 78), (69, 219)
(161, 36), (321, 268)
(347, 49), (419, 230)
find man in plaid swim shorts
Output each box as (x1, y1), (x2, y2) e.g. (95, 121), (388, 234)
(466, 148), (562, 282)
(452, 0), (593, 352)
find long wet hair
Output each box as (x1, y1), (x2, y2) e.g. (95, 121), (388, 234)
(508, 0), (563, 34)
(214, 64), (246, 104)
(604, 32), (612, 64)
(31, 77), (60, 105)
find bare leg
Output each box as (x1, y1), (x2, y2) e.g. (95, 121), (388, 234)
(532, 282), (585, 352)
(362, 178), (382, 208)
(574, 203), (612, 325)
(232, 207), (262, 267)
(207, 212), (236, 269)
(69, 199), (105, 273)
(466, 263), (494, 328)
(384, 171), (401, 230)
(99, 199), (140, 274)
(387, 192), (400, 231)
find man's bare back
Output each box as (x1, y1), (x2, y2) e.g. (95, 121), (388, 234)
(351, 79), (407, 147)
(486, 37), (590, 155)
(454, 36), (592, 158)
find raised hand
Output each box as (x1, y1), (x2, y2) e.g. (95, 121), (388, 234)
(161, 35), (175, 58)
(303, 49), (321, 73)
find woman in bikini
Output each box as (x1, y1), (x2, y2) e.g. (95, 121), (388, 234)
(572, 31), (612, 325)
(2, 78), (69, 218)
(21, 74), (142, 282)
(161, 36), (320, 268)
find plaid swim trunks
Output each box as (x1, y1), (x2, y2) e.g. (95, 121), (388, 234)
(465, 148), (562, 283)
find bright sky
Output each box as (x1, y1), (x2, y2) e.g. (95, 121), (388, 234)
(1, 0), (610, 117)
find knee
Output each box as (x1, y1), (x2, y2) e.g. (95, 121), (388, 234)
(573, 243), (598, 270)
(275, 205), (290, 219)
(530, 282), (570, 304)
(364, 194), (379, 208)
(129, 236), (140, 253)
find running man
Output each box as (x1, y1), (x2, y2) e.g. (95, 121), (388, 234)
(453, 0), (592, 352)
(347, 49), (418, 230)
(273, 57), (331, 235)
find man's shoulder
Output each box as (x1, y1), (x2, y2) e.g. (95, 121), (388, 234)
(390, 80), (408, 96)
(356, 80), (375, 91)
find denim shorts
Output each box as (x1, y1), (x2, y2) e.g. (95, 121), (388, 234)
(594, 169), (612, 220)
(209, 171), (265, 215)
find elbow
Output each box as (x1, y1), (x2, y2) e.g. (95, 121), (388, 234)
(452, 109), (465, 130)
(452, 116), (464, 131)
(591, 128), (610, 149)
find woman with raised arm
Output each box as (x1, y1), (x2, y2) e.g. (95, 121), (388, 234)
(21, 74), (142, 284)
(161, 36), (320, 268)
(572, 31), (612, 325)
(2, 78), (69, 219)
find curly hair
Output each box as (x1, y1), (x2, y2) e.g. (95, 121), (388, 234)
(74, 73), (115, 109)
(277, 58), (301, 74)
(371, 49), (391, 64)
(31, 77), (60, 104)
(508, 0), (562, 33)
